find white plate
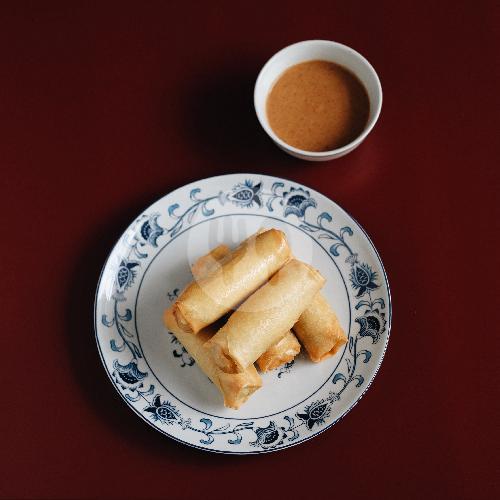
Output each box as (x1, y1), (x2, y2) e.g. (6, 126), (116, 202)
(94, 173), (391, 454)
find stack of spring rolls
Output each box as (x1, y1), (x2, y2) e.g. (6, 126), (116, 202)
(163, 228), (347, 409)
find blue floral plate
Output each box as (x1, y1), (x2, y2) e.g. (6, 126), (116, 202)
(94, 173), (391, 453)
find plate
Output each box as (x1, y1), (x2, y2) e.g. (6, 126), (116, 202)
(94, 173), (391, 453)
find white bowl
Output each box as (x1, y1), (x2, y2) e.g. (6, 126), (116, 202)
(254, 40), (383, 161)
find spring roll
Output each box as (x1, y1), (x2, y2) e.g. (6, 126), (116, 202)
(192, 245), (301, 371)
(190, 228), (267, 280)
(173, 229), (291, 334)
(293, 293), (347, 362)
(191, 244), (231, 280)
(163, 308), (262, 409)
(206, 259), (325, 373)
(193, 240), (346, 363)
(256, 330), (301, 372)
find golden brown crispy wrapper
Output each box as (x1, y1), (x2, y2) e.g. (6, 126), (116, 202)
(163, 308), (262, 409)
(193, 239), (345, 365)
(206, 259), (325, 373)
(191, 244), (231, 280)
(192, 243), (301, 372)
(173, 229), (292, 334)
(293, 293), (347, 362)
(256, 330), (301, 372)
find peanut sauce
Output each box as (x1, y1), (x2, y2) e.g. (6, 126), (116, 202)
(266, 60), (370, 152)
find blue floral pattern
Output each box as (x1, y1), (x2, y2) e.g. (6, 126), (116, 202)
(165, 288), (194, 367)
(281, 186), (317, 217)
(145, 395), (180, 424)
(277, 360), (294, 378)
(350, 262), (379, 297)
(140, 214), (164, 247)
(297, 394), (335, 429)
(356, 309), (387, 344)
(112, 360), (147, 391)
(98, 176), (390, 452)
(114, 260), (139, 300)
(227, 180), (263, 208)
(250, 421), (287, 449)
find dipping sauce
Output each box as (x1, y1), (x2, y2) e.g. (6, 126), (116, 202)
(266, 60), (370, 152)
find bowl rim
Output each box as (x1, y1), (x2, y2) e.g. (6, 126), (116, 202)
(254, 39), (383, 158)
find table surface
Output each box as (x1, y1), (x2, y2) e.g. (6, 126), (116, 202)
(1, 1), (498, 498)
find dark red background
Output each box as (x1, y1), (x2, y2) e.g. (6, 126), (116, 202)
(1, 1), (498, 498)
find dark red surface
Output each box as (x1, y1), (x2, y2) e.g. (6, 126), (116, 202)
(1, 1), (498, 498)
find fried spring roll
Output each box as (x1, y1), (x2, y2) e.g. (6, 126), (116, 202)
(206, 259), (325, 373)
(293, 293), (347, 362)
(191, 244), (231, 280)
(256, 330), (301, 372)
(195, 243), (347, 364)
(190, 228), (267, 280)
(173, 229), (291, 334)
(163, 308), (262, 409)
(192, 245), (301, 371)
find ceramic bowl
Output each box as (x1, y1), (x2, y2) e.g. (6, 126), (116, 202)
(254, 40), (382, 161)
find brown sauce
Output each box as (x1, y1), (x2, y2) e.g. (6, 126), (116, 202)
(266, 60), (370, 152)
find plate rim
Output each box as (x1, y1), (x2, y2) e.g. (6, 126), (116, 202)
(93, 172), (392, 454)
